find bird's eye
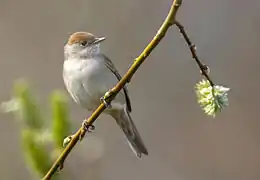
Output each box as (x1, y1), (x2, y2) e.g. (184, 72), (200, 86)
(80, 41), (87, 47)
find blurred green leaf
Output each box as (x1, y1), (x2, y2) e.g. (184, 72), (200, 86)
(13, 80), (44, 129)
(34, 129), (53, 144)
(1, 98), (20, 113)
(2, 80), (69, 179)
(21, 129), (58, 179)
(51, 91), (71, 148)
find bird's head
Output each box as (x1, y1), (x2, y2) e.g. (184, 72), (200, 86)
(64, 32), (106, 59)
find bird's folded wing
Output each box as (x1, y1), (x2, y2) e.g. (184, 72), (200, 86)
(100, 54), (132, 112)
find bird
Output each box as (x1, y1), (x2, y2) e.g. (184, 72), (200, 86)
(63, 31), (148, 158)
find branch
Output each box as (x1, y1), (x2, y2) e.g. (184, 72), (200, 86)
(175, 21), (214, 87)
(175, 22), (230, 116)
(42, 0), (182, 179)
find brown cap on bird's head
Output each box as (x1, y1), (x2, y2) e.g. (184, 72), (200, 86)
(67, 32), (106, 46)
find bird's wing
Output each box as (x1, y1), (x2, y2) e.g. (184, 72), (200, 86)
(100, 54), (132, 112)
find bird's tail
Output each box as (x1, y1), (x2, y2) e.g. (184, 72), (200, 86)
(111, 107), (148, 158)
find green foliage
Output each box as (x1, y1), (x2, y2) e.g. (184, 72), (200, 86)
(195, 79), (230, 117)
(2, 80), (72, 179)
(21, 129), (52, 178)
(14, 80), (44, 129)
(51, 91), (71, 149)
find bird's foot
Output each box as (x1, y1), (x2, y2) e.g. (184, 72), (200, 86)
(100, 90), (113, 109)
(57, 161), (64, 173)
(79, 120), (95, 140)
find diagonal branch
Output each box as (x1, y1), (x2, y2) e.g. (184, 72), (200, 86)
(42, 0), (182, 179)
(175, 21), (214, 87)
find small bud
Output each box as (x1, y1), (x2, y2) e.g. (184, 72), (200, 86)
(200, 64), (210, 75)
(63, 136), (73, 148)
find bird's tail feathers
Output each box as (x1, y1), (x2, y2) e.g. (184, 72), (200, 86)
(111, 107), (148, 158)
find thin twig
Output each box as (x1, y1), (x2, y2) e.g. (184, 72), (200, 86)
(175, 21), (215, 87)
(42, 0), (182, 179)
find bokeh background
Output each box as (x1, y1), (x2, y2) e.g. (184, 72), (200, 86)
(0, 0), (260, 179)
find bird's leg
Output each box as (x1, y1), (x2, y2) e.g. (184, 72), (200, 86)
(57, 161), (64, 173)
(79, 120), (95, 140)
(100, 90), (113, 109)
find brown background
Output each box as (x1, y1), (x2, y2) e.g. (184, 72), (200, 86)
(0, 0), (260, 179)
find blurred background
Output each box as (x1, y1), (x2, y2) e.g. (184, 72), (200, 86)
(0, 0), (260, 179)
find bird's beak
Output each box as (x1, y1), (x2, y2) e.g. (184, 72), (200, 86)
(93, 37), (106, 44)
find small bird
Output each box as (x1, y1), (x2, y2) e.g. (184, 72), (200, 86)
(63, 32), (148, 158)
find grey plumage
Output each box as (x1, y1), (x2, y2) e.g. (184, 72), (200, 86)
(63, 33), (148, 158)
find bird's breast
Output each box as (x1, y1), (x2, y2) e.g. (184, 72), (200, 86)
(63, 58), (115, 110)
